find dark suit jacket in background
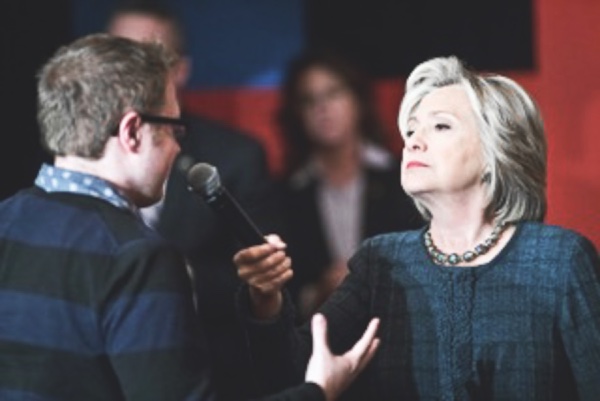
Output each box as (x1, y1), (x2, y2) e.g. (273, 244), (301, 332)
(281, 163), (424, 319)
(154, 112), (284, 401)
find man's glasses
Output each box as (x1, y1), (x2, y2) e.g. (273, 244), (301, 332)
(112, 112), (188, 141)
(138, 113), (188, 141)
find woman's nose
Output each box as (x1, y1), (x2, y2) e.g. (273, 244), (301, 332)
(405, 129), (425, 151)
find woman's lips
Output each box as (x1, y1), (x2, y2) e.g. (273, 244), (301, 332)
(406, 161), (428, 168)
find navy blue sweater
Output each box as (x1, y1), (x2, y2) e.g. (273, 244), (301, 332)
(241, 222), (600, 401)
(0, 184), (326, 401)
(0, 187), (215, 400)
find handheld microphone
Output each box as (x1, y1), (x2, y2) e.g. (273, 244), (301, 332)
(186, 162), (266, 247)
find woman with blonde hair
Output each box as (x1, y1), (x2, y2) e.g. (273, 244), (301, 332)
(233, 55), (600, 400)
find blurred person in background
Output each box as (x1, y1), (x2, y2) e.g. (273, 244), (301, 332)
(106, 2), (285, 399)
(276, 49), (423, 321)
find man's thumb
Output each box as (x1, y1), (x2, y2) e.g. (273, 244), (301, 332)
(311, 313), (329, 354)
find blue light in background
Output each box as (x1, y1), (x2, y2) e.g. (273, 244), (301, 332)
(71, 0), (305, 89)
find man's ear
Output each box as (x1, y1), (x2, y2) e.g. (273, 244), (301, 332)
(173, 57), (191, 89)
(115, 111), (142, 150)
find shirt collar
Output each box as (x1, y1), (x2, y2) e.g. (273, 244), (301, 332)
(34, 163), (137, 213)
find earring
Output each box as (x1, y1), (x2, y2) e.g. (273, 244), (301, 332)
(481, 171), (491, 183)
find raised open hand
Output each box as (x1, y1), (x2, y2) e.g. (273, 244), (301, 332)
(305, 313), (380, 401)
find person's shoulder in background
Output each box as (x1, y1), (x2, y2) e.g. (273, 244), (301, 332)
(172, 111), (284, 237)
(182, 112), (269, 172)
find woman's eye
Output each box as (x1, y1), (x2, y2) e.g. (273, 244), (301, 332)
(405, 130), (414, 138)
(434, 123), (450, 131)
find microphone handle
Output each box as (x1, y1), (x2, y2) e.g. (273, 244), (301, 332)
(204, 186), (266, 247)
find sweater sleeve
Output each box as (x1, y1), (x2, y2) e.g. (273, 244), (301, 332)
(237, 237), (378, 400)
(248, 383), (326, 401)
(558, 235), (600, 400)
(101, 239), (216, 401)
(236, 284), (307, 395)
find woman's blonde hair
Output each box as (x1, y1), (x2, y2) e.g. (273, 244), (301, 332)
(398, 56), (547, 222)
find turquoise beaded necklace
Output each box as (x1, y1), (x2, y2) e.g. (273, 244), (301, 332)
(424, 222), (509, 266)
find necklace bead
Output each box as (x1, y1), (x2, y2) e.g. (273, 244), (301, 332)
(424, 222), (508, 266)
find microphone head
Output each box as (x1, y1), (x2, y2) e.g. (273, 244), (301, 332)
(186, 162), (221, 197)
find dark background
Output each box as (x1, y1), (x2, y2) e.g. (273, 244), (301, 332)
(2, 2), (71, 200)
(2, 0), (533, 200)
(306, 0), (533, 77)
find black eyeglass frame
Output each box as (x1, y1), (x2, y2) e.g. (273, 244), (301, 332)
(138, 113), (188, 141)
(111, 112), (188, 141)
